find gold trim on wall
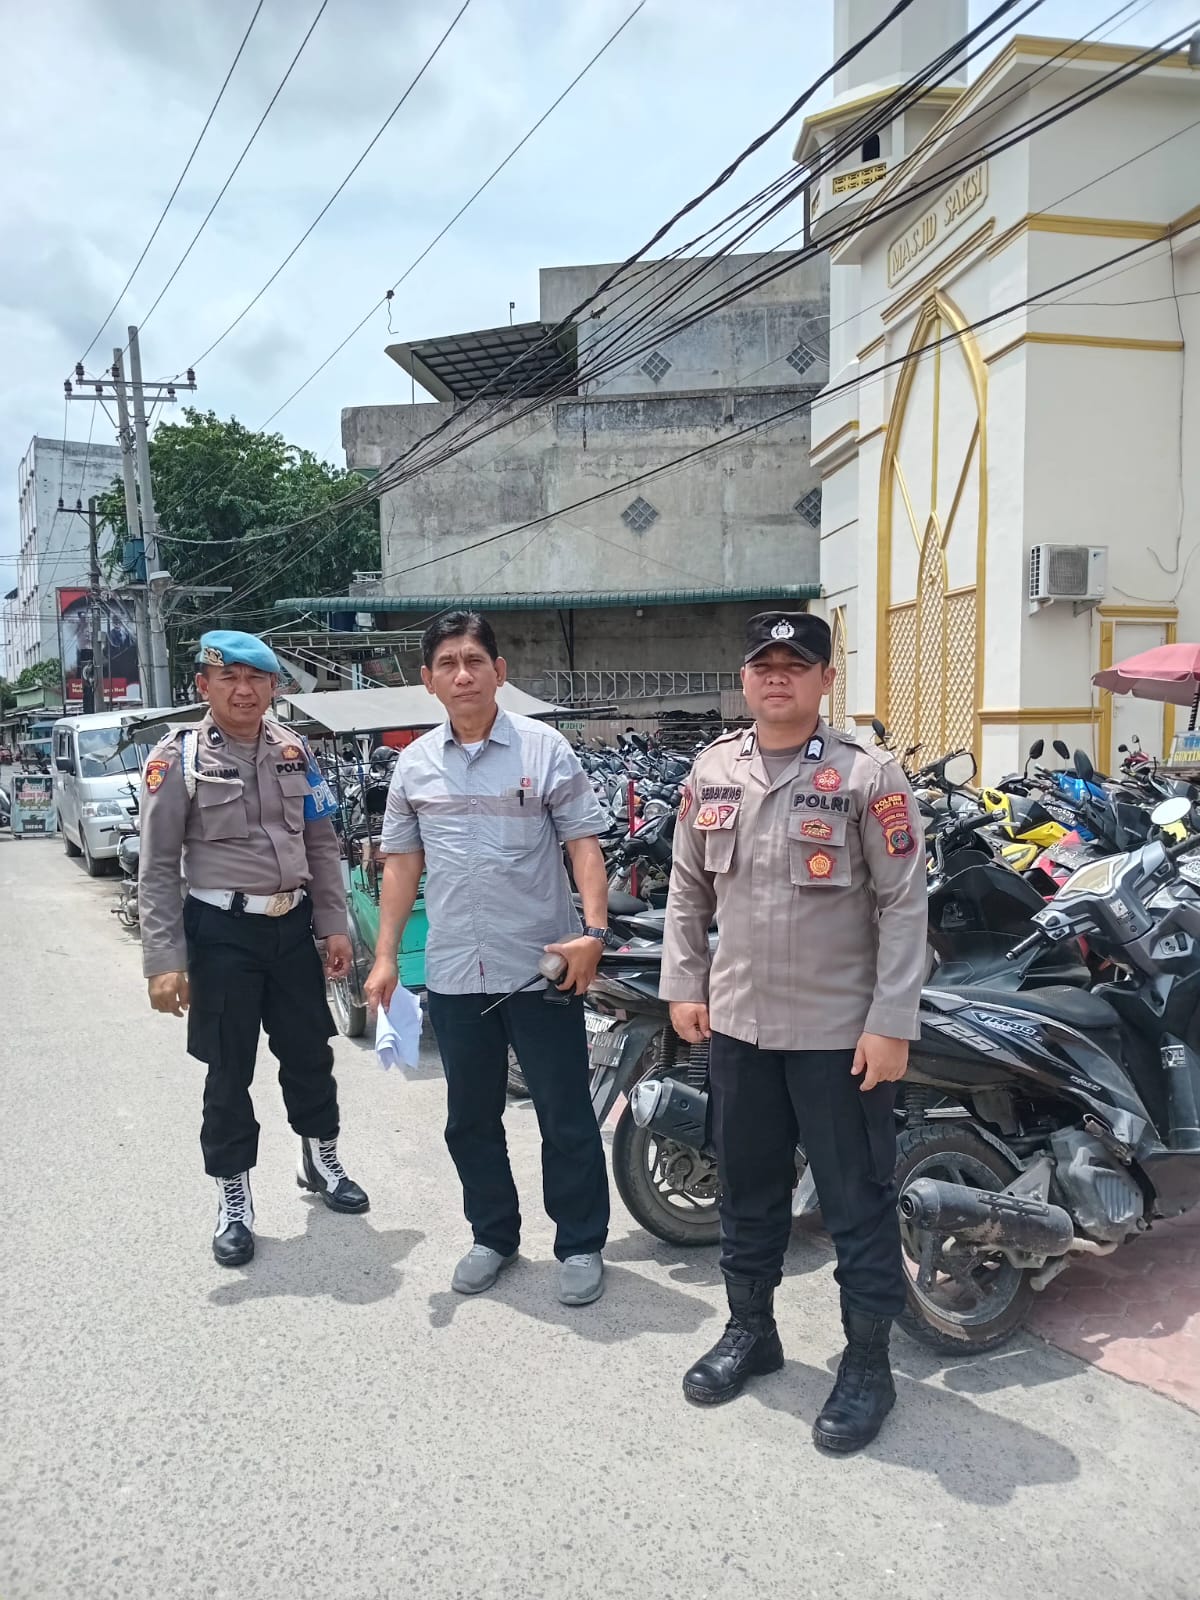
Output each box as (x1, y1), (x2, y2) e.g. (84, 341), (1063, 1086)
(876, 289), (987, 750)
(1097, 611), (1180, 767)
(977, 707), (1102, 726)
(881, 221), (996, 325)
(810, 419), (860, 456)
(834, 36), (1190, 258)
(986, 213), (1166, 259)
(857, 424), (886, 445)
(1098, 604), (1180, 620)
(1172, 201), (1200, 235)
(986, 331), (1184, 366)
(857, 335), (886, 362)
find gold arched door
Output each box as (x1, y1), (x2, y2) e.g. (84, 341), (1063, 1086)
(876, 291), (986, 755)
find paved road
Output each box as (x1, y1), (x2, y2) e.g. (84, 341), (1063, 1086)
(3, 834), (1198, 1600)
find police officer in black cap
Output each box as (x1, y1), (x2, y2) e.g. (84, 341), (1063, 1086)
(661, 610), (928, 1453)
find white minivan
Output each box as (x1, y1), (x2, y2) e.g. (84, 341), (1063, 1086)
(53, 710), (169, 875)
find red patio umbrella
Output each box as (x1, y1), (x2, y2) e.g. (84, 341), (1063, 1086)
(1092, 642), (1200, 729)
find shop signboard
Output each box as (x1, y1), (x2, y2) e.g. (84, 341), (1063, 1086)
(11, 772), (58, 837)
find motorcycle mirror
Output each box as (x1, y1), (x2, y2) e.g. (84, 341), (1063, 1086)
(1027, 738), (1045, 762)
(1073, 749), (1096, 783)
(942, 750), (978, 788)
(1053, 739), (1071, 760)
(1118, 743), (1129, 754)
(1151, 796), (1191, 829)
(871, 718), (887, 740)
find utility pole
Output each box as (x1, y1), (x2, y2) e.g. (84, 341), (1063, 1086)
(111, 348), (152, 706)
(127, 325), (172, 709)
(65, 334), (195, 709)
(87, 496), (105, 714)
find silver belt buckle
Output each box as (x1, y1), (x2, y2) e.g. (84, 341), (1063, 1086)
(265, 891), (294, 917)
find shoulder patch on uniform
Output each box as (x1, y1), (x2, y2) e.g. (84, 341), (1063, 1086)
(143, 757), (172, 793)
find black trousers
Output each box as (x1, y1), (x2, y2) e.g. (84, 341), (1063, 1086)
(426, 989), (610, 1261)
(710, 1033), (907, 1320)
(183, 895), (339, 1177)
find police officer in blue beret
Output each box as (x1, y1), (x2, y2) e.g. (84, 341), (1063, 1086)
(139, 630), (369, 1266)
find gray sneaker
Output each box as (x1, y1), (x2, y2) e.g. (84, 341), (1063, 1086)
(559, 1252), (605, 1306)
(452, 1244), (517, 1295)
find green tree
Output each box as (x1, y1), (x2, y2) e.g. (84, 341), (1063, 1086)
(15, 658), (61, 693)
(98, 409), (380, 634)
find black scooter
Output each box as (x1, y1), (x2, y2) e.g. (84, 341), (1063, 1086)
(895, 796), (1200, 1352)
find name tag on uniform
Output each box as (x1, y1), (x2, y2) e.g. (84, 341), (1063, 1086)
(694, 802), (740, 830)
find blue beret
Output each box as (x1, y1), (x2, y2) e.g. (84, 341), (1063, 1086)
(196, 630), (281, 674)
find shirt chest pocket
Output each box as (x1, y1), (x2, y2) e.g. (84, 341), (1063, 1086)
(787, 808), (852, 889)
(701, 828), (737, 875)
(493, 786), (544, 852)
(276, 769), (311, 834)
(196, 783), (248, 841)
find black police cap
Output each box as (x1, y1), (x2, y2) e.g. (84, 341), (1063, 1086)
(744, 611), (832, 665)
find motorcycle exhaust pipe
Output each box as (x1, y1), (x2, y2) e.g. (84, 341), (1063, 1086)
(899, 1178), (1074, 1259)
(629, 1077), (710, 1151)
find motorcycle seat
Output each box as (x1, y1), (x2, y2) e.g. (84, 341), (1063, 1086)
(949, 983), (1122, 1034)
(571, 889), (649, 918)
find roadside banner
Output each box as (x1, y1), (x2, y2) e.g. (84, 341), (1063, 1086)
(11, 773), (58, 837)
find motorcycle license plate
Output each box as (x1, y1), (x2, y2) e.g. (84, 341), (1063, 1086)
(584, 1010), (615, 1037)
(589, 1028), (627, 1070)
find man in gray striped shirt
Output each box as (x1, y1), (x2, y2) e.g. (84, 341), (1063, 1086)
(365, 612), (611, 1306)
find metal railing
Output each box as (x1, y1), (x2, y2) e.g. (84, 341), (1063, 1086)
(519, 669), (739, 705)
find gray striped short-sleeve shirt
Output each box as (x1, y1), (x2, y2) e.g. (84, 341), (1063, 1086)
(381, 708), (607, 994)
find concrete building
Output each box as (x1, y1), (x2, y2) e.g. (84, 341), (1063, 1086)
(319, 253), (830, 713)
(801, 2), (1200, 775)
(8, 437), (122, 676)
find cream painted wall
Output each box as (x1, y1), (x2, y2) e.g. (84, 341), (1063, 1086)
(810, 39), (1200, 774)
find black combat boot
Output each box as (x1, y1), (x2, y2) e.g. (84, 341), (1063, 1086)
(682, 1275), (784, 1405)
(812, 1303), (896, 1453)
(213, 1172), (255, 1267)
(297, 1137), (370, 1214)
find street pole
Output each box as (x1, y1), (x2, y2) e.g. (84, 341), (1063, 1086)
(87, 496), (104, 714)
(111, 348), (153, 707)
(127, 324), (172, 708)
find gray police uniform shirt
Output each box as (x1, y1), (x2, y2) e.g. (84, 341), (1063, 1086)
(380, 708), (607, 994)
(661, 720), (928, 1050)
(138, 712), (346, 979)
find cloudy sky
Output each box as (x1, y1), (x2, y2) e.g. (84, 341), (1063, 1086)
(1, 0), (1195, 634)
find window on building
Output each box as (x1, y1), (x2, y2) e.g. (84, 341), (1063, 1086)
(641, 351), (672, 384)
(794, 489), (822, 527)
(861, 133), (881, 162)
(786, 343), (818, 376)
(621, 496), (659, 534)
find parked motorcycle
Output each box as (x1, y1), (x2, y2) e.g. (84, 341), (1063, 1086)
(110, 782), (141, 931)
(895, 795), (1200, 1351)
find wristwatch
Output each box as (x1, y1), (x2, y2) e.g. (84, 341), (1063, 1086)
(583, 925), (612, 946)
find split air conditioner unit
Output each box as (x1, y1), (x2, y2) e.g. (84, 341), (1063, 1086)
(1028, 544), (1107, 614)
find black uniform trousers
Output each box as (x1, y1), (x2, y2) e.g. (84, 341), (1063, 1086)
(183, 895), (339, 1177)
(710, 1033), (907, 1320)
(426, 989), (610, 1262)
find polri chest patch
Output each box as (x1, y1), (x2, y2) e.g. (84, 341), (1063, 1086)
(791, 789), (850, 815)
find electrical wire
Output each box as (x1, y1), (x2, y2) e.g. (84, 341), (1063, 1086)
(384, 17), (1195, 496)
(259, 226), (1195, 615)
(73, 0), (266, 370)
(188, 0), (475, 370)
(135, 0), (330, 338)
(174, 9), (1189, 614)
(256, 0), (649, 430)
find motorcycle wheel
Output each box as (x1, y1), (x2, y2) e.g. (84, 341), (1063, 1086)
(506, 1048), (530, 1098)
(611, 1105), (720, 1247)
(895, 1123), (1034, 1353)
(328, 976), (367, 1039)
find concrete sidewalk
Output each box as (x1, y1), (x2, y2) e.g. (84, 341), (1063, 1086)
(2, 835), (1198, 1600)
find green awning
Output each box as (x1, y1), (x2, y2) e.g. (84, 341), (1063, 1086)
(273, 584), (819, 614)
